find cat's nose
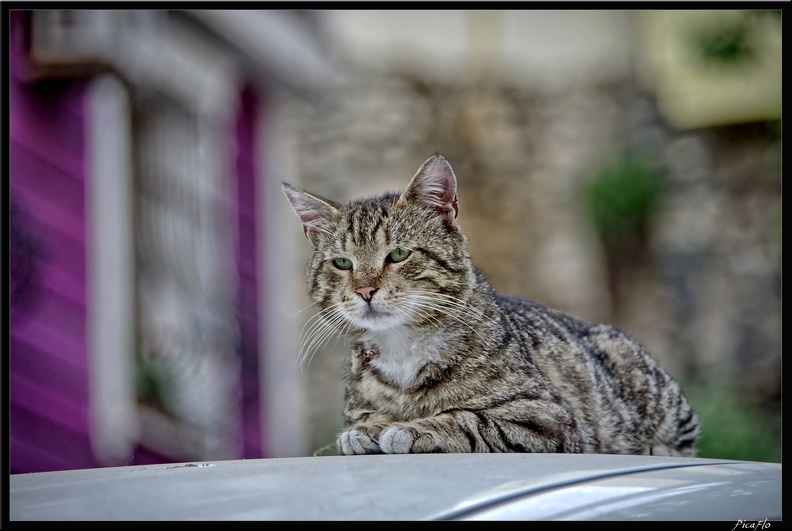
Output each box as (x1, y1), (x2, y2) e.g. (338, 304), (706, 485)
(356, 286), (378, 302)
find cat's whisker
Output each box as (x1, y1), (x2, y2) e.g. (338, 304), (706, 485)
(300, 328), (334, 372)
(301, 317), (344, 371)
(332, 313), (356, 352)
(385, 307), (423, 339)
(409, 299), (495, 333)
(299, 312), (347, 373)
(404, 299), (488, 340)
(410, 297), (480, 335)
(297, 303), (343, 348)
(399, 304), (448, 333)
(297, 304), (349, 372)
(403, 291), (494, 327)
(405, 290), (490, 321)
(288, 299), (322, 318)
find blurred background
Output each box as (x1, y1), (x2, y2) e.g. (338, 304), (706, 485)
(8, 9), (781, 472)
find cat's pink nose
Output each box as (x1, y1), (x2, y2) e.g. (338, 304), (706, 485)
(356, 286), (378, 302)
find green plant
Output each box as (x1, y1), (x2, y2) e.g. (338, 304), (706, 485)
(694, 18), (753, 65)
(692, 10), (782, 68)
(135, 349), (176, 411)
(582, 151), (666, 258)
(686, 380), (782, 463)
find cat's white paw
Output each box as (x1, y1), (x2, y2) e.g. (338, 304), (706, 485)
(338, 429), (380, 455)
(379, 426), (414, 454)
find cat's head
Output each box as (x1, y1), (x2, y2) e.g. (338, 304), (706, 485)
(283, 155), (474, 332)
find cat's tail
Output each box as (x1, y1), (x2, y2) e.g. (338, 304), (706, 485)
(652, 383), (700, 457)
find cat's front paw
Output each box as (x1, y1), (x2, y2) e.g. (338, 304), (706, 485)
(337, 429), (381, 455)
(379, 426), (415, 454)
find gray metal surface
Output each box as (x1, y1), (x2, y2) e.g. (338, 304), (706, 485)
(9, 453), (782, 521)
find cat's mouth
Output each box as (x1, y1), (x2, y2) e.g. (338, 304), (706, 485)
(352, 305), (402, 331)
(360, 305), (392, 320)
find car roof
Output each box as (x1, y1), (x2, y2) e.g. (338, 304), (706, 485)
(10, 453), (782, 521)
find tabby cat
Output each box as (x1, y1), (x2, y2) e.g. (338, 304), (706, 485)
(283, 154), (699, 456)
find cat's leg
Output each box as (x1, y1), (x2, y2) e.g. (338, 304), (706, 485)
(336, 342), (391, 455)
(338, 428), (381, 455)
(337, 412), (395, 455)
(378, 406), (581, 454)
(379, 424), (419, 454)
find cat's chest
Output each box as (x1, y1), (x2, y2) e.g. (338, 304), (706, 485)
(358, 327), (446, 389)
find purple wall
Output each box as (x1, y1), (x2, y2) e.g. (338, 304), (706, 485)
(9, 12), (94, 473)
(9, 13), (267, 472)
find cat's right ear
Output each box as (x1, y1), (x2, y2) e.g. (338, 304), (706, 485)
(282, 183), (341, 247)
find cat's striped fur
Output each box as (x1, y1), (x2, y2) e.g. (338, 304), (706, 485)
(283, 154), (699, 456)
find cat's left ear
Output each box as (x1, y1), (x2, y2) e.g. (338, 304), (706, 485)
(399, 154), (459, 225)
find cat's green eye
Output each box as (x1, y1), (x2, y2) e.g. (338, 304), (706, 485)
(387, 248), (411, 263)
(332, 257), (353, 270)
